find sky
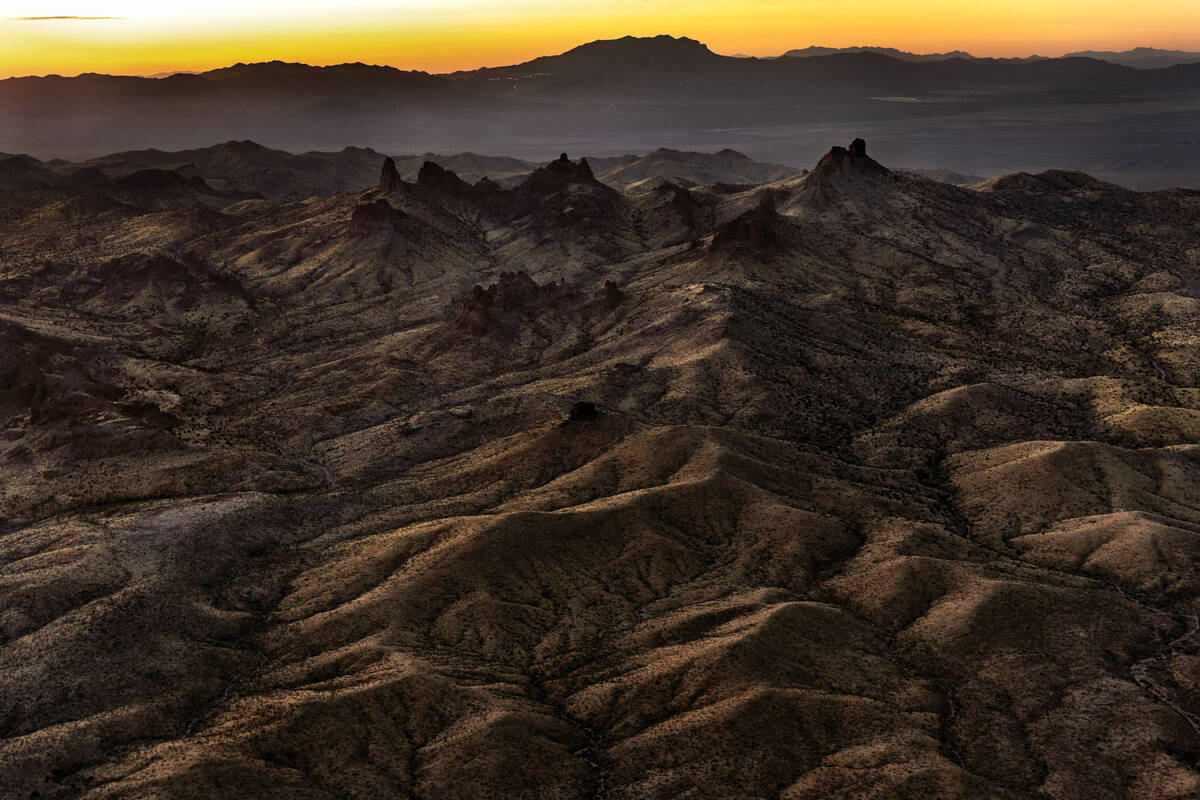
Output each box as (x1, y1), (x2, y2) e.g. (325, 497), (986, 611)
(2, 0), (1199, 78)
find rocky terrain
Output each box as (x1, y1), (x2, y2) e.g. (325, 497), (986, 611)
(2, 137), (1200, 799)
(1, 143), (804, 202)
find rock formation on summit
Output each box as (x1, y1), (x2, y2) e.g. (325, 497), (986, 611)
(516, 153), (599, 196)
(379, 156), (402, 192)
(417, 160), (475, 196)
(794, 137), (892, 207)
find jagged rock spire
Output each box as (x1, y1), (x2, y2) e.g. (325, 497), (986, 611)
(379, 156), (402, 193)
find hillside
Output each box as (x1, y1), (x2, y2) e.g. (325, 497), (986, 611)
(2, 139), (1200, 798)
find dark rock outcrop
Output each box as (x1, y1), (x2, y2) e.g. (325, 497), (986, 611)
(348, 199), (407, 236)
(379, 156), (402, 192)
(546, 153), (595, 182)
(795, 137), (891, 206)
(601, 280), (623, 307)
(563, 401), (600, 424)
(455, 284), (494, 336)
(515, 154), (599, 199)
(710, 192), (781, 251)
(417, 161), (475, 196)
(452, 271), (569, 336)
(812, 138), (889, 178)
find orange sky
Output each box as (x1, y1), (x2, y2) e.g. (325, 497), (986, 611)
(3, 0), (1199, 78)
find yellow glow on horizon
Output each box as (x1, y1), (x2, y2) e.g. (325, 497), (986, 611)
(2, 0), (1199, 78)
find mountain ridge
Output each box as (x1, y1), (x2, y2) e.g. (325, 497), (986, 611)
(3, 35), (1199, 188)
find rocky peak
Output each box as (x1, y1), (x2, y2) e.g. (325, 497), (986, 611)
(379, 157), (402, 192)
(517, 154), (596, 192)
(813, 138), (888, 176)
(544, 153), (595, 182)
(417, 160), (475, 196)
(796, 137), (891, 206)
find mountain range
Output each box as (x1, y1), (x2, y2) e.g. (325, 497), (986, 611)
(774, 45), (1200, 67)
(3, 36), (1199, 188)
(0, 141), (807, 200)
(3, 135), (1200, 798)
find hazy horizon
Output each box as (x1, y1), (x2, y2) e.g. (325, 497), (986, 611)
(3, 0), (1200, 79)
(4, 39), (1200, 80)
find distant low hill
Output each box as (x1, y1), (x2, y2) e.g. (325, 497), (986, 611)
(776, 45), (1200, 68)
(778, 46), (976, 62)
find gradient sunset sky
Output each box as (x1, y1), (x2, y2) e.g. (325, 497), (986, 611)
(3, 0), (1200, 78)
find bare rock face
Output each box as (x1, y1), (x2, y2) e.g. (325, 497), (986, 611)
(452, 271), (566, 336)
(515, 153), (600, 199)
(417, 160), (475, 196)
(379, 156), (402, 192)
(564, 400), (600, 423)
(793, 138), (891, 208)
(547, 152), (595, 181)
(348, 198), (406, 235)
(454, 283), (495, 336)
(816, 138), (889, 177)
(601, 279), (623, 307)
(710, 192), (780, 251)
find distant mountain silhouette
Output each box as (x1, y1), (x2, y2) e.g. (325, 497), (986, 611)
(777, 44), (1200, 68)
(1062, 46), (1200, 68)
(778, 45), (977, 62)
(443, 35), (1168, 101)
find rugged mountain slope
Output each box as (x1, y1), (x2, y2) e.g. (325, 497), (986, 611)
(9, 145), (802, 200)
(70, 141), (388, 199)
(2, 141), (1200, 799)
